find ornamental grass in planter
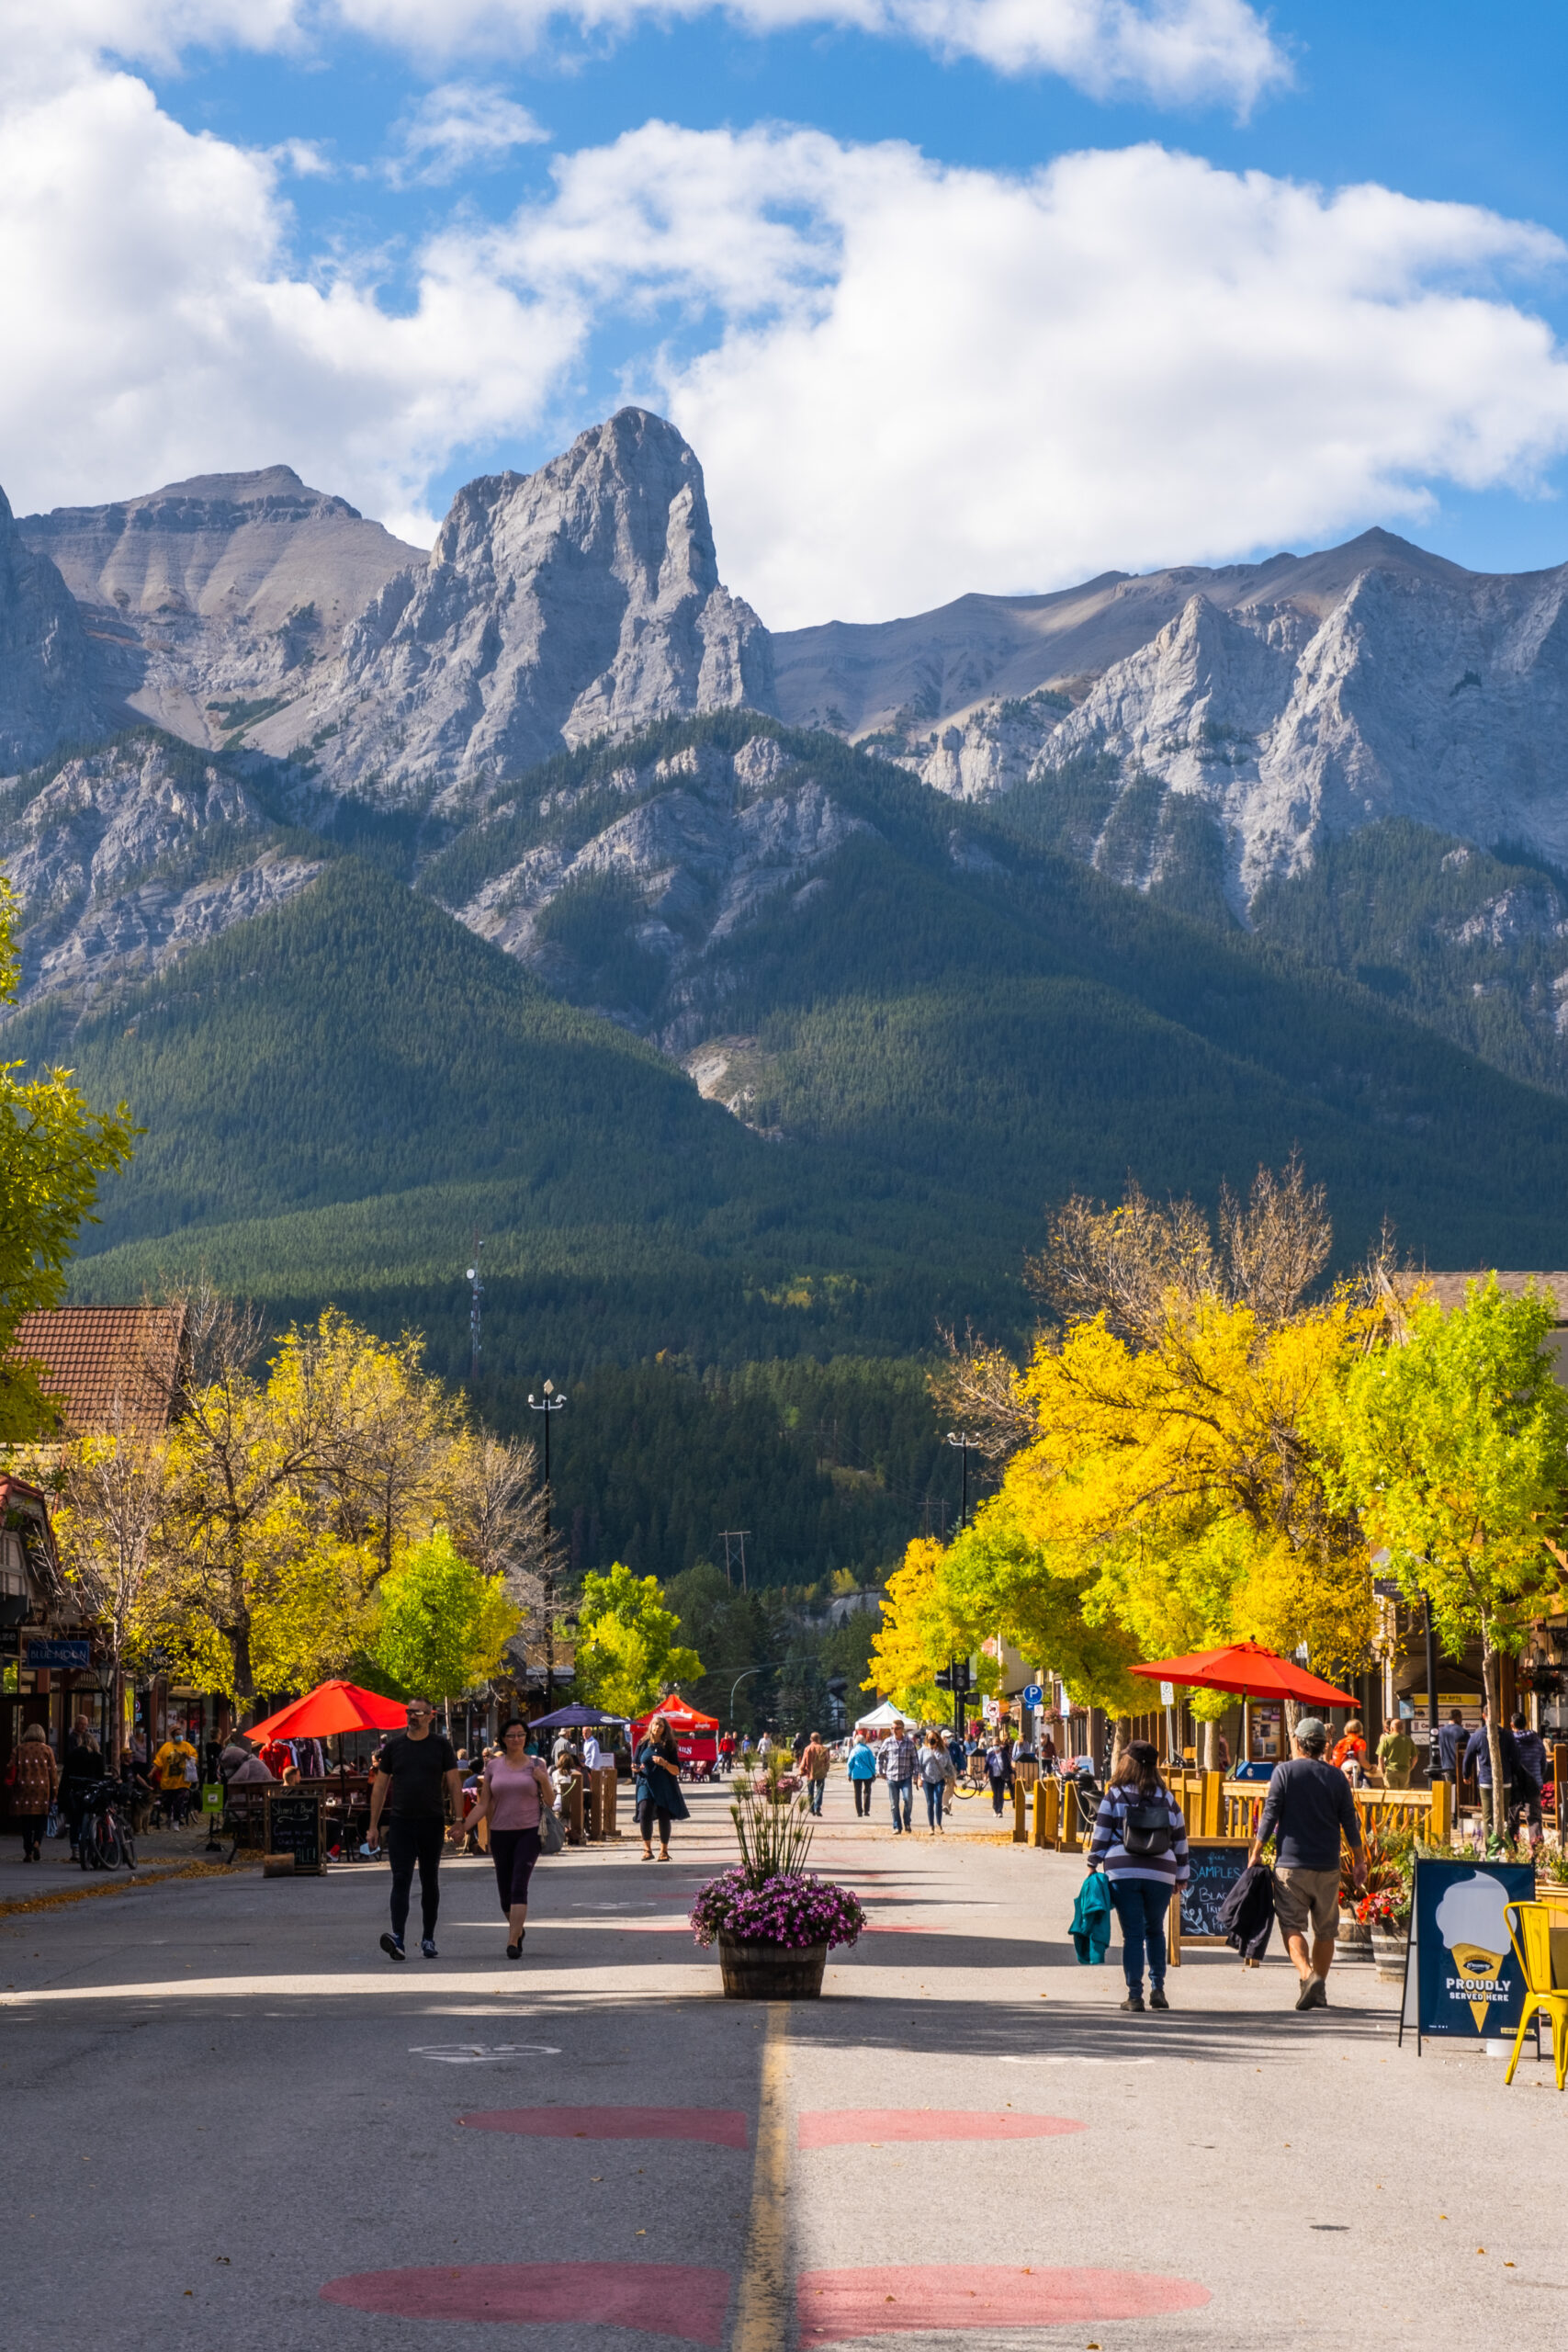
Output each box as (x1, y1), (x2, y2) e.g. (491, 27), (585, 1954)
(689, 1756), (866, 1998)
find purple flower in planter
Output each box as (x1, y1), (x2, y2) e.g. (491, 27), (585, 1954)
(689, 1868), (866, 1950)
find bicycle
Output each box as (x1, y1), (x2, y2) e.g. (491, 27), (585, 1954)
(77, 1777), (137, 1871)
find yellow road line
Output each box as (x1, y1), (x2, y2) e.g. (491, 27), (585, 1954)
(731, 2003), (791, 2352)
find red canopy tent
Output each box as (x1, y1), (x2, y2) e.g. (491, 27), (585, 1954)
(244, 1679), (411, 1744)
(629, 1691), (720, 1767)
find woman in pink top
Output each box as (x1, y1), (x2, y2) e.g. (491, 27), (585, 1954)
(463, 1719), (555, 1958)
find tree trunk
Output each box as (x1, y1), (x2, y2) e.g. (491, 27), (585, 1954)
(230, 1620), (254, 1702)
(1483, 1634), (1507, 1850)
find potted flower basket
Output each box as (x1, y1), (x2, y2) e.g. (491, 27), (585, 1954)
(1358, 1887), (1410, 1980)
(689, 1757), (865, 1999)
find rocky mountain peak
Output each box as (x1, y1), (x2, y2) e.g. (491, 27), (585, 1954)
(248, 408), (775, 801)
(0, 485), (98, 775)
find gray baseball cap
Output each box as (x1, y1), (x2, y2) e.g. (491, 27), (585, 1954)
(1293, 1716), (1328, 1751)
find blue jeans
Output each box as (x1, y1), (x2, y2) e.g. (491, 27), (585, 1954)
(1110, 1878), (1171, 1991)
(924, 1779), (944, 1828)
(808, 1778), (825, 1815)
(887, 1778), (913, 1831)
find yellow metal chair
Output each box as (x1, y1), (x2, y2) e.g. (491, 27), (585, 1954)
(1502, 1903), (1568, 2091)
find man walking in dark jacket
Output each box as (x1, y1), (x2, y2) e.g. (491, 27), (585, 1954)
(1509, 1711), (1547, 1847)
(1248, 1717), (1367, 2012)
(1463, 1714), (1520, 1848)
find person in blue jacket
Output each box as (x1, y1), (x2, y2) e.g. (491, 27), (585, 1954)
(846, 1733), (878, 1818)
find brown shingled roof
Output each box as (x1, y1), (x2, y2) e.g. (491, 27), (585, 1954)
(8, 1306), (185, 1435)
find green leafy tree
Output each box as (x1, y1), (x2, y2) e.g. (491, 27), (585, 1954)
(1314, 1275), (1568, 1827)
(573, 1562), (702, 1722)
(0, 877), (135, 1438)
(364, 1527), (518, 1701)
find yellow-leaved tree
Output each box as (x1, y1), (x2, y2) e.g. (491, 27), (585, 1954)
(903, 1166), (1382, 1744)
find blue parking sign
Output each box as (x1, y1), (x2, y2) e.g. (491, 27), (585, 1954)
(1023, 1685), (1043, 1706)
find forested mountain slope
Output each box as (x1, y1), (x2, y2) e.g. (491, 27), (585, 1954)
(25, 717), (1568, 1387)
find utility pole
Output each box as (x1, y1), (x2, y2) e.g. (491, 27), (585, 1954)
(946, 1430), (976, 1531)
(718, 1531), (750, 1592)
(466, 1238), (483, 1384)
(528, 1380), (568, 1707)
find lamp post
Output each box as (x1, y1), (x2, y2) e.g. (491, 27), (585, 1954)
(945, 1430), (976, 1531)
(528, 1382), (568, 1709)
(729, 1668), (760, 1728)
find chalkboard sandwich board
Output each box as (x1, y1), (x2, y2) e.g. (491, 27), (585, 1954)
(265, 1791), (323, 1875)
(1169, 1838), (1255, 1962)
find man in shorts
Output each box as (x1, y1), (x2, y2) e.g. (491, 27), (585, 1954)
(1248, 1715), (1367, 2011)
(367, 1699), (464, 1961)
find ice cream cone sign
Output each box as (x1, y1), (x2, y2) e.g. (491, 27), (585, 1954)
(1435, 1872), (1512, 2030)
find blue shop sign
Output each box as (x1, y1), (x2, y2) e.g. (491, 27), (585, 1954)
(24, 1638), (91, 1668)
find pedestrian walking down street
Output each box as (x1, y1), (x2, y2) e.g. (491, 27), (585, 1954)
(803, 1732), (831, 1815)
(6, 1721), (57, 1860)
(1376, 1720), (1416, 1789)
(985, 1737), (1011, 1816)
(1088, 1740), (1190, 2011)
(1248, 1715), (1367, 2011)
(1436, 1709), (1467, 1781)
(368, 1698), (464, 1962)
(847, 1732), (877, 1816)
(881, 1718), (917, 1834)
(1331, 1719), (1369, 1785)
(461, 1718), (555, 1958)
(635, 1715), (689, 1860)
(1463, 1712), (1521, 1848)
(919, 1728), (952, 1833)
(60, 1715), (103, 1859)
(1510, 1710), (1548, 1846)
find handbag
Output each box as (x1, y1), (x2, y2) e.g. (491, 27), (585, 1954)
(44, 1803), (61, 1839)
(538, 1805), (566, 1856)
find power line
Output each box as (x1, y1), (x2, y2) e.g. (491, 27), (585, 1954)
(717, 1530), (751, 1591)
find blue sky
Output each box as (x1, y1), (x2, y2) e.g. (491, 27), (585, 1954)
(9, 3), (1568, 622)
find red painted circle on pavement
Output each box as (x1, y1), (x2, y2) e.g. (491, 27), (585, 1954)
(460, 2106), (749, 2147)
(798, 2111), (1084, 2147)
(796, 2265), (1210, 2344)
(321, 2262), (729, 2344)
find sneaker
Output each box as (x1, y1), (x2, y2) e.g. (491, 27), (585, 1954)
(421, 1937), (438, 1959)
(1295, 1974), (1327, 2010)
(1120, 1992), (1145, 2013)
(1149, 1987), (1170, 2010)
(379, 1932), (405, 1962)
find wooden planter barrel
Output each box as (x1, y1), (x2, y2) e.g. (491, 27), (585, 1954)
(1337, 1911), (1371, 1961)
(1370, 1928), (1409, 1982)
(717, 1934), (829, 1999)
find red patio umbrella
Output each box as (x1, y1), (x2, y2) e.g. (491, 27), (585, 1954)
(243, 1679), (411, 1743)
(1129, 1639), (1355, 1708)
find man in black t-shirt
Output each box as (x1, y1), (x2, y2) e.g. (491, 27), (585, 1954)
(1248, 1716), (1366, 2013)
(367, 1701), (463, 1960)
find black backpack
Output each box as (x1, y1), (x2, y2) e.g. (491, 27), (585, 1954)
(1121, 1798), (1173, 1857)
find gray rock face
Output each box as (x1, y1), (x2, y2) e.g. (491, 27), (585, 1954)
(1, 734), (321, 1010)
(247, 410), (775, 801)
(0, 487), (99, 773)
(18, 467), (422, 753)
(452, 731), (867, 1050)
(866, 531), (1568, 906)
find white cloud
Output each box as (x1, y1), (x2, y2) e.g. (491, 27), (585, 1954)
(0, 65), (579, 537)
(387, 81), (548, 186)
(6, 69), (1568, 622)
(488, 124), (1568, 622)
(23, 0), (1290, 114)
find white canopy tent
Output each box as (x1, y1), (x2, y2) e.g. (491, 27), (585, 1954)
(852, 1700), (908, 1733)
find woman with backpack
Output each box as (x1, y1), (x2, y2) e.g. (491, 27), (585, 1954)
(1088, 1740), (1190, 2012)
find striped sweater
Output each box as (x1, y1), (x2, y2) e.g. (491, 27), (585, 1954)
(1088, 1784), (1190, 1888)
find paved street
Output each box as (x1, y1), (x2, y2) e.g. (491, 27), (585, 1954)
(0, 1777), (1562, 2352)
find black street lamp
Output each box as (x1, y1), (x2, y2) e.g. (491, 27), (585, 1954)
(529, 1381), (568, 1708)
(945, 1429), (976, 1531)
